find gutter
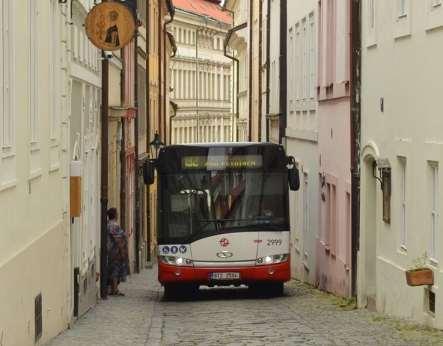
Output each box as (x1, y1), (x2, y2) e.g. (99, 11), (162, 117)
(266, 0), (271, 142)
(145, 0), (151, 263)
(279, 0), (287, 144)
(258, 0), (263, 141)
(134, 7), (140, 273)
(164, 0), (175, 143)
(224, 22), (247, 141)
(169, 101), (178, 144)
(350, 0), (361, 297)
(167, 32), (177, 58)
(248, 0), (253, 141)
(99, 51), (109, 299)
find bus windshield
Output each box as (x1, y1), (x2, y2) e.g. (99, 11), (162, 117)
(159, 171), (289, 243)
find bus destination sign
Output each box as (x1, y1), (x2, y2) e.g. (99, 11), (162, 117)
(182, 155), (263, 170)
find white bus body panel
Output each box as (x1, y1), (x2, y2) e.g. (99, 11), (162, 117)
(190, 232), (259, 263)
(257, 231), (290, 257)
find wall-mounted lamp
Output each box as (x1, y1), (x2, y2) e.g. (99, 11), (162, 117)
(149, 132), (165, 160)
(373, 159), (391, 224)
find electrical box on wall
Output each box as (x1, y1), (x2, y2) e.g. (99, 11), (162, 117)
(70, 161), (82, 218)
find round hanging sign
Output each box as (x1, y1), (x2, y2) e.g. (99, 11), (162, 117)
(85, 2), (136, 51)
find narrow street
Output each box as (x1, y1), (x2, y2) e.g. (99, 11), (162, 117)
(48, 268), (443, 346)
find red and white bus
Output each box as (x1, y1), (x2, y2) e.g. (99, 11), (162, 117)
(144, 143), (299, 297)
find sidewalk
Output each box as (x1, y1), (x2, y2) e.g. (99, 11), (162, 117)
(47, 269), (161, 346)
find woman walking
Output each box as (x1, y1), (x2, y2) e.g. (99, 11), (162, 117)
(107, 208), (129, 296)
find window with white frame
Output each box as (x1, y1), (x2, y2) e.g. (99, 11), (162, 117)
(288, 26), (294, 111)
(303, 173), (309, 236)
(295, 24), (300, 101)
(29, 0), (39, 143)
(302, 19), (307, 99)
(398, 0), (408, 18)
(369, 0), (375, 29)
(309, 13), (316, 99)
(1, 0), (13, 148)
(50, 0), (60, 140)
(399, 157), (407, 250)
(429, 162), (439, 262)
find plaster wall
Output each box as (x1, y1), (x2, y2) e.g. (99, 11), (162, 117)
(359, 0), (443, 328)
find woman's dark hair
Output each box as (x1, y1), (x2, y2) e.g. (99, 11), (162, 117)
(107, 208), (118, 220)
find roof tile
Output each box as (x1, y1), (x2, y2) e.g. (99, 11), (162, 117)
(173, 0), (232, 24)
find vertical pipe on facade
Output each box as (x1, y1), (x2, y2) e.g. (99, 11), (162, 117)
(350, 0), (361, 297)
(164, 2), (175, 144)
(120, 47), (126, 233)
(265, 0), (271, 142)
(222, 7), (237, 142)
(145, 0), (152, 263)
(223, 22), (246, 143)
(258, 0), (263, 141)
(134, 11), (140, 274)
(279, 0), (287, 144)
(100, 51), (109, 299)
(248, 0), (253, 142)
(158, 3), (162, 138)
(196, 29), (200, 142)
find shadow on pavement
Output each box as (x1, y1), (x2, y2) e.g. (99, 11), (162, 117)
(160, 285), (296, 303)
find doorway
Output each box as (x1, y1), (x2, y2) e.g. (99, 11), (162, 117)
(363, 156), (377, 311)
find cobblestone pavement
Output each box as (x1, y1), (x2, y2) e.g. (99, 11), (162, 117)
(48, 268), (443, 346)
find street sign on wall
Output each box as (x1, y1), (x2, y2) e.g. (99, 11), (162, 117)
(85, 1), (136, 51)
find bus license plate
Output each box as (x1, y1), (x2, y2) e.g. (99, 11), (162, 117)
(210, 272), (240, 280)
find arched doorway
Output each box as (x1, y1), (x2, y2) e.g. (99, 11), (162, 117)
(358, 142), (379, 311)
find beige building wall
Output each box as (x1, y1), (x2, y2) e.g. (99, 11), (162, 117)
(286, 0), (319, 286)
(358, 0), (443, 328)
(170, 6), (233, 144)
(225, 0), (262, 142)
(0, 1), (72, 345)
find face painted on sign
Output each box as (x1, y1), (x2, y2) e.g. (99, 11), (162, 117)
(104, 11), (120, 47)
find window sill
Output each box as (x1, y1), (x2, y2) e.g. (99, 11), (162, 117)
(429, 258), (439, 268)
(28, 169), (43, 182)
(0, 179), (18, 193)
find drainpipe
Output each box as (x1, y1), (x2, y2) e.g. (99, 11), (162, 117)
(157, 3), (162, 138)
(224, 22), (247, 142)
(99, 50), (109, 299)
(145, 0), (151, 264)
(169, 101), (178, 143)
(164, 1), (175, 144)
(134, 7), (140, 273)
(279, 0), (287, 145)
(265, 0), (271, 142)
(258, 0), (263, 141)
(350, 0), (361, 297)
(248, 0), (253, 141)
(120, 48), (126, 235)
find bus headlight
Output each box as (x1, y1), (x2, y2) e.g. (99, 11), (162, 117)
(159, 255), (193, 267)
(256, 254), (289, 266)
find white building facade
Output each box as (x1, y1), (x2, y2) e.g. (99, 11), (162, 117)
(286, 0), (319, 285)
(0, 0), (102, 344)
(69, 0), (102, 320)
(170, 2), (234, 144)
(0, 1), (72, 344)
(358, 0), (443, 328)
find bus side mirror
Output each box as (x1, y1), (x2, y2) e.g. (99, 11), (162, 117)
(143, 160), (155, 185)
(287, 156), (300, 191)
(288, 167), (300, 191)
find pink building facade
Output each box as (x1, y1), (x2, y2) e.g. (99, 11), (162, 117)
(316, 0), (352, 297)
